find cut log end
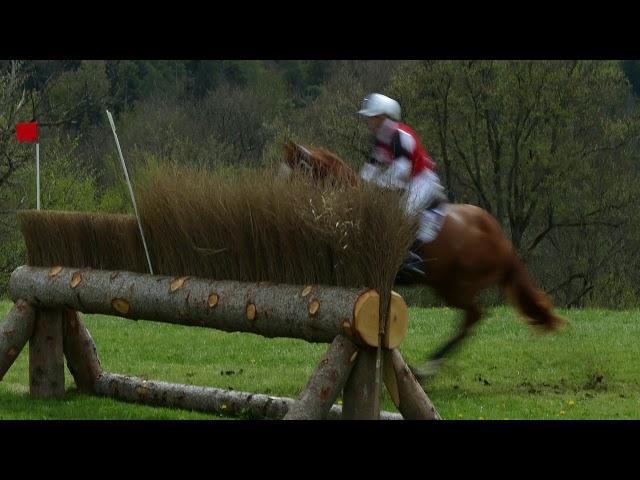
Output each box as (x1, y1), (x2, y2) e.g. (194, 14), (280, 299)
(308, 299), (320, 316)
(352, 290), (408, 348)
(384, 291), (409, 349)
(352, 290), (380, 347)
(170, 276), (190, 293)
(246, 303), (256, 321)
(70, 272), (82, 289)
(48, 266), (63, 277)
(208, 293), (219, 308)
(111, 298), (130, 315)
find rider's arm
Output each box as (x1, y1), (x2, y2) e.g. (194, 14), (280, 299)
(375, 157), (411, 188)
(375, 130), (415, 188)
(360, 144), (386, 183)
(360, 162), (381, 182)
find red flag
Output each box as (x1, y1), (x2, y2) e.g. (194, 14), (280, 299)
(16, 122), (39, 143)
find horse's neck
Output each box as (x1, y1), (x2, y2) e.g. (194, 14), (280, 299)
(318, 150), (355, 176)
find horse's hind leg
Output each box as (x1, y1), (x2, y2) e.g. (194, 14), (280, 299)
(431, 302), (481, 360)
(411, 301), (482, 381)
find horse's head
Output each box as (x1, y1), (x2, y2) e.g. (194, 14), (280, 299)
(281, 141), (358, 187)
(282, 141), (316, 178)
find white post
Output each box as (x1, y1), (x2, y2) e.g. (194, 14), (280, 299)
(105, 110), (154, 275)
(36, 142), (40, 210)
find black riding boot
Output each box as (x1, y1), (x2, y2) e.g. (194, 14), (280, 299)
(395, 240), (426, 285)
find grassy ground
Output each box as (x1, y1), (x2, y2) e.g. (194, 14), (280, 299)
(1, 300), (638, 420)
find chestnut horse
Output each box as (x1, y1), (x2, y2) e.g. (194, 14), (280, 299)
(283, 141), (566, 379)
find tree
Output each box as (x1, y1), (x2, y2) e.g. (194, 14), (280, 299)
(621, 60), (640, 97)
(267, 60), (406, 167)
(39, 60), (111, 130)
(392, 60), (640, 304)
(0, 61), (31, 195)
(0, 133), (117, 295)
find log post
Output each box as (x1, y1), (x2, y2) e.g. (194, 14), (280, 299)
(29, 307), (65, 398)
(383, 351), (401, 407)
(383, 349), (441, 420)
(62, 310), (102, 392)
(0, 300), (36, 380)
(341, 346), (380, 419)
(284, 334), (359, 420)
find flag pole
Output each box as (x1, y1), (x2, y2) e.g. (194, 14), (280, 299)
(36, 142), (40, 210)
(106, 110), (154, 275)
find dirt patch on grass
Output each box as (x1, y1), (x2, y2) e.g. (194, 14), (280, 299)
(519, 378), (571, 394)
(583, 372), (607, 391)
(518, 373), (608, 395)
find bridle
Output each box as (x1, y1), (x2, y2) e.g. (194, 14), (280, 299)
(295, 144), (315, 176)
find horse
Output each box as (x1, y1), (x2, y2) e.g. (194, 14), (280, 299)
(282, 141), (566, 379)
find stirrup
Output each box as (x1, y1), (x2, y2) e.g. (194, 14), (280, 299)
(395, 259), (426, 285)
(424, 195), (447, 212)
(407, 250), (423, 264)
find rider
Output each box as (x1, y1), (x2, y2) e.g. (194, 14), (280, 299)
(357, 93), (447, 279)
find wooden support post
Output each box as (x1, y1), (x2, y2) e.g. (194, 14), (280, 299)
(62, 310), (102, 392)
(0, 300), (36, 380)
(284, 334), (359, 420)
(342, 346), (379, 419)
(29, 308), (65, 398)
(383, 349), (441, 420)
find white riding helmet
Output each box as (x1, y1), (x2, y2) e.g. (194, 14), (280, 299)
(357, 93), (401, 121)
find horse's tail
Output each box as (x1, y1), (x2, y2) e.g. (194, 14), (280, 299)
(502, 252), (566, 331)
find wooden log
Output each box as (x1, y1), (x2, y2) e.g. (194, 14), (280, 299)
(383, 349), (441, 420)
(384, 291), (409, 349)
(0, 300), (36, 381)
(92, 372), (403, 420)
(342, 346), (380, 419)
(29, 308), (65, 398)
(382, 351), (401, 407)
(10, 266), (407, 347)
(284, 334), (359, 420)
(62, 310), (102, 392)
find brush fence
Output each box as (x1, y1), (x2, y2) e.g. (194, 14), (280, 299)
(1, 265), (440, 420)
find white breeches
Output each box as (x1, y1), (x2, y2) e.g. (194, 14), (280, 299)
(404, 170), (443, 217)
(360, 163), (443, 217)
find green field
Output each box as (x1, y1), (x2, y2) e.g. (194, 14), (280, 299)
(1, 300), (638, 420)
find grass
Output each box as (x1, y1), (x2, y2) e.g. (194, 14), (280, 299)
(1, 300), (639, 420)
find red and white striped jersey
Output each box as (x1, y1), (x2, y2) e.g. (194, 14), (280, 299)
(369, 118), (435, 177)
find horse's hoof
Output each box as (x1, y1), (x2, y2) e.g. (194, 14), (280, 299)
(409, 365), (431, 383)
(409, 360), (443, 382)
(408, 364), (426, 383)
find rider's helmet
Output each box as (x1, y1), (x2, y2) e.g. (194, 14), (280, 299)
(357, 93), (401, 121)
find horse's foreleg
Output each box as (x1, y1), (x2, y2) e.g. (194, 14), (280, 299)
(411, 303), (481, 381)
